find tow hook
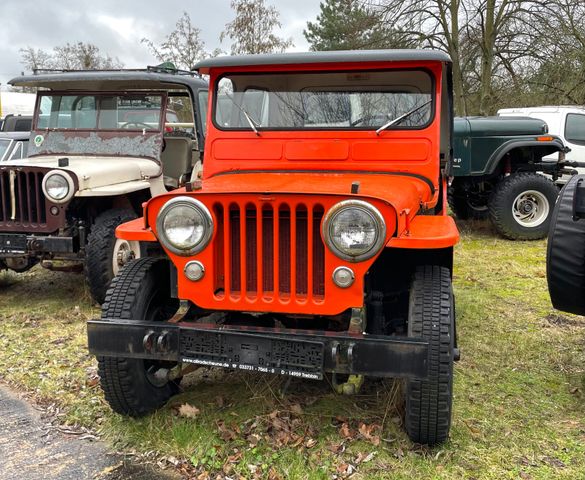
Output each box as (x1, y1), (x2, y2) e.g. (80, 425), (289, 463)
(333, 307), (367, 394)
(152, 364), (184, 383)
(142, 330), (171, 353)
(332, 374), (364, 395)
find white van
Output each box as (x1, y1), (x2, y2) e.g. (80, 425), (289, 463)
(498, 106), (585, 176)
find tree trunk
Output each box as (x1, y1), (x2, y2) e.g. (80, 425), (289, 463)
(478, 0), (496, 115)
(449, 0), (466, 115)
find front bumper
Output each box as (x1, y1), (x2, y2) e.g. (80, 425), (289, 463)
(0, 233), (74, 255)
(87, 320), (429, 380)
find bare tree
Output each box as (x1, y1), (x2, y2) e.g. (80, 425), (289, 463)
(20, 42), (123, 72)
(52, 42), (123, 70)
(142, 11), (208, 70)
(370, 0), (544, 115)
(220, 0), (294, 55)
(524, 0), (585, 105)
(19, 47), (53, 72)
(370, 0), (470, 114)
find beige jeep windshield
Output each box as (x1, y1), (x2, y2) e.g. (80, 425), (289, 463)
(36, 93), (164, 131)
(214, 69), (433, 131)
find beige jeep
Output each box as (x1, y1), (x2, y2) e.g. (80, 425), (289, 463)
(0, 68), (208, 303)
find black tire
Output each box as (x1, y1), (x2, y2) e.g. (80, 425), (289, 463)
(97, 257), (181, 416)
(488, 173), (559, 240)
(448, 181), (489, 220)
(405, 266), (454, 446)
(85, 208), (139, 304)
(547, 175), (585, 315)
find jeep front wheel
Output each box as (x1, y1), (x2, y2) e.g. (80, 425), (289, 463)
(405, 266), (454, 446)
(488, 173), (559, 240)
(97, 258), (181, 416)
(85, 208), (142, 304)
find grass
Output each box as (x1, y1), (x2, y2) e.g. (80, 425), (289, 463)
(0, 219), (584, 479)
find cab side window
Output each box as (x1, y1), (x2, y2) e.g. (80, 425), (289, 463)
(565, 113), (585, 146)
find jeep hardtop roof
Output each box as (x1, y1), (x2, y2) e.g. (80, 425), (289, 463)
(194, 49), (452, 73)
(8, 69), (208, 93)
(0, 131), (29, 141)
(499, 106), (585, 114)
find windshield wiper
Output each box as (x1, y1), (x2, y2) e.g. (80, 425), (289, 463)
(375, 99), (432, 135)
(224, 92), (261, 136)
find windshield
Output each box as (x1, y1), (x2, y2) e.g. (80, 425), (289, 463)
(214, 70), (433, 131)
(0, 139), (11, 161)
(36, 93), (165, 131)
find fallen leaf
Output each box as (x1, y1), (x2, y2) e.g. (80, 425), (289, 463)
(86, 377), (99, 387)
(290, 435), (304, 448)
(268, 467), (283, 480)
(227, 451), (243, 463)
(305, 438), (317, 448)
(328, 442), (345, 454)
(358, 423), (381, 445)
(247, 433), (261, 447)
(355, 451), (377, 464)
(217, 420), (238, 441)
(177, 403), (200, 419)
(339, 423), (352, 439)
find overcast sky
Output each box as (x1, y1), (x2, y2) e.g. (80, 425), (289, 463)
(0, 0), (320, 88)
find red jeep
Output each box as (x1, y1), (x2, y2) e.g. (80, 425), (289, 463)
(88, 50), (459, 445)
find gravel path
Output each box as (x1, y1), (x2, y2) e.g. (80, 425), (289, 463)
(0, 384), (179, 480)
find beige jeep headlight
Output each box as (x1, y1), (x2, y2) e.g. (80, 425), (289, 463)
(42, 171), (75, 203)
(156, 196), (213, 255)
(322, 200), (386, 262)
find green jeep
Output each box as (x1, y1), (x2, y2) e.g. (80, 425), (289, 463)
(449, 116), (574, 240)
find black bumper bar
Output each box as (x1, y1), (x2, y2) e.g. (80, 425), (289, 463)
(88, 320), (429, 380)
(0, 233), (74, 255)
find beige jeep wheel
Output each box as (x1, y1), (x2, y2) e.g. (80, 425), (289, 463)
(112, 238), (142, 276)
(85, 208), (141, 304)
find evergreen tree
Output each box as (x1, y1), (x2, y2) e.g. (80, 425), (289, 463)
(304, 0), (409, 51)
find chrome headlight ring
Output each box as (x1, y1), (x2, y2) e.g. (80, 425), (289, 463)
(322, 199), (386, 262)
(41, 170), (75, 204)
(156, 196), (213, 256)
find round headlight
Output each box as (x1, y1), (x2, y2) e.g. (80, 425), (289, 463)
(156, 197), (213, 255)
(323, 200), (386, 262)
(42, 171), (74, 203)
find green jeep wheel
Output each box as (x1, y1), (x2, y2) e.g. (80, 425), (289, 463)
(488, 173), (559, 240)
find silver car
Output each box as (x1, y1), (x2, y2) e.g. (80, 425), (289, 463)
(0, 131), (29, 162)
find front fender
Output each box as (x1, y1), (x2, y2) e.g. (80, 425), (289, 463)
(116, 217), (156, 242)
(484, 138), (565, 175)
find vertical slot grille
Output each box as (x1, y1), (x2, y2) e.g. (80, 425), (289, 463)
(0, 169), (46, 227)
(214, 200), (325, 303)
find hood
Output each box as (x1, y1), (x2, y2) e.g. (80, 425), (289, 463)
(454, 116), (549, 137)
(3, 155), (161, 191)
(191, 171), (434, 216)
